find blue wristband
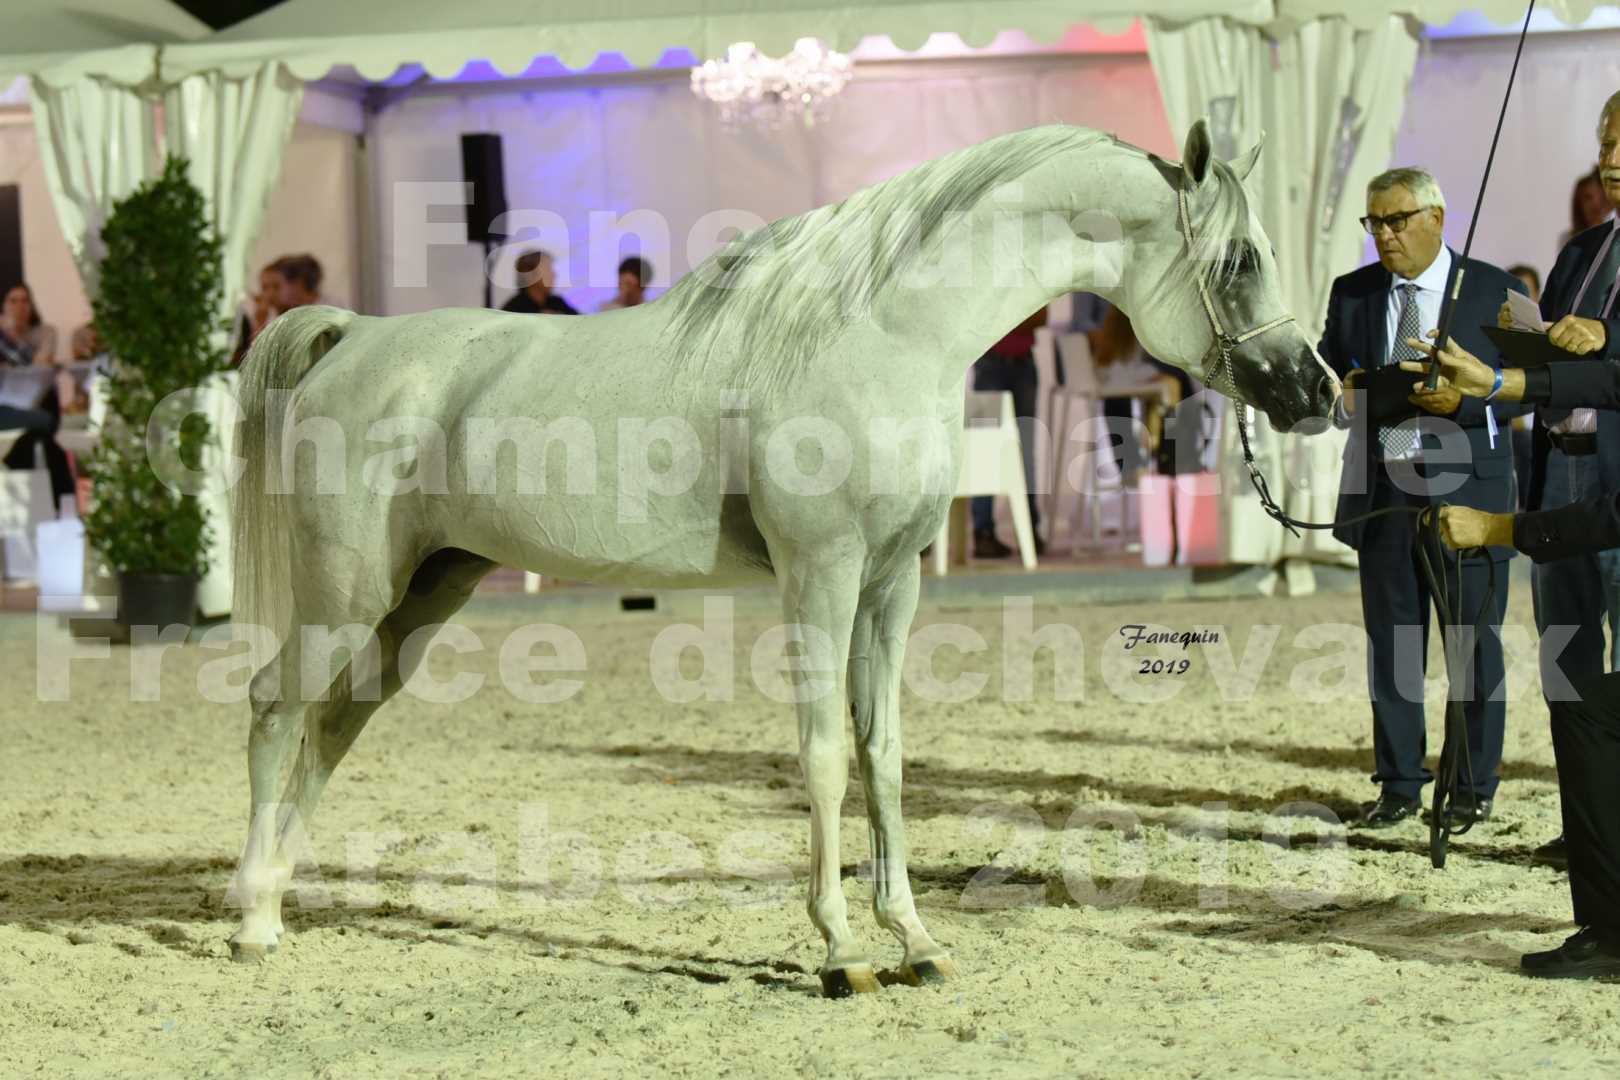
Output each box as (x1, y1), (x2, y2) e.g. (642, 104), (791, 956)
(1485, 368), (1504, 401)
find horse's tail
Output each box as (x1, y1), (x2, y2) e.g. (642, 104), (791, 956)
(232, 305), (355, 643)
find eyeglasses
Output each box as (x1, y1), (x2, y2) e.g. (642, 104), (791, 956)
(1359, 208), (1433, 236)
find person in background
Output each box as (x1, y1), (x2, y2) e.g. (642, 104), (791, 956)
(1510, 264), (1543, 303)
(232, 263), (282, 367)
(971, 307), (1046, 559)
(599, 257), (652, 311)
(266, 254), (327, 312)
(1507, 263), (1543, 509)
(1089, 307), (1186, 480)
(501, 250), (577, 315)
(1564, 166), (1614, 248)
(0, 283), (75, 506)
(0, 283), (56, 368)
(1318, 167), (1525, 830)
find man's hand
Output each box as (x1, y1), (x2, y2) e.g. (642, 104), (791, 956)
(1397, 335), (1502, 397)
(1437, 506), (1516, 550)
(1341, 368), (1363, 416)
(1498, 300), (1515, 330)
(1410, 384), (1461, 415)
(1548, 314), (1607, 356)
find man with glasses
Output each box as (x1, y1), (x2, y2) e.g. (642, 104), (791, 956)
(1317, 167), (1528, 829)
(1515, 90), (1620, 872)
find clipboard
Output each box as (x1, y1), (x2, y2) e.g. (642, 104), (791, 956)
(1482, 325), (1573, 368)
(1357, 364), (1424, 426)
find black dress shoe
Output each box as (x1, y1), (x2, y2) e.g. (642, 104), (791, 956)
(973, 529), (1012, 559)
(1531, 833), (1568, 871)
(1359, 793), (1421, 829)
(1445, 792), (1493, 828)
(1522, 926), (1620, 980)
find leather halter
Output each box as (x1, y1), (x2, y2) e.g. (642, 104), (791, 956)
(1175, 185), (1296, 399)
(1174, 182), (1300, 538)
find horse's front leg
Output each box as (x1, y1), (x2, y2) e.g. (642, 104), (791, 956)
(773, 548), (872, 997)
(850, 560), (955, 984)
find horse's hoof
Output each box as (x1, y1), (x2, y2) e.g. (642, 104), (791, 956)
(900, 956), (958, 986)
(229, 940), (275, 964)
(820, 964), (881, 999)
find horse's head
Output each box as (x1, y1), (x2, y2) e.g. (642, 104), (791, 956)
(1125, 121), (1338, 433)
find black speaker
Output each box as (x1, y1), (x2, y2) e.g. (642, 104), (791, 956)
(460, 133), (508, 246)
(0, 185), (21, 293)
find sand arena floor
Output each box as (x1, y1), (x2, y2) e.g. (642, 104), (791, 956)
(3, 582), (1617, 1078)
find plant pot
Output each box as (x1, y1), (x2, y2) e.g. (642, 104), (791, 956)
(118, 572), (199, 631)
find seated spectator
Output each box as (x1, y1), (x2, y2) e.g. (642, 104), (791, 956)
(599, 256), (652, 311)
(1089, 307), (1184, 478)
(502, 250), (577, 315)
(0, 283), (75, 505)
(0, 283), (56, 367)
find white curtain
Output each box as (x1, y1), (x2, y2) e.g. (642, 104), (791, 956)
(1147, 14), (1422, 580)
(162, 62), (305, 325)
(28, 76), (156, 298)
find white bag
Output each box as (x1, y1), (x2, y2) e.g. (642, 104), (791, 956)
(1174, 472), (1224, 566)
(1137, 474), (1174, 567)
(36, 497), (86, 604)
(0, 443), (55, 583)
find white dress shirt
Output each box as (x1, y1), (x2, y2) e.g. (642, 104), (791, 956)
(1378, 246), (1453, 461)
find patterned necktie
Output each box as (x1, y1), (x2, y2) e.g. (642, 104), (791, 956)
(1378, 282), (1424, 459)
(1577, 233), (1620, 318)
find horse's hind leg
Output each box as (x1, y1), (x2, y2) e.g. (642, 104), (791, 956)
(849, 561), (954, 984)
(249, 549), (494, 952)
(230, 634), (314, 960)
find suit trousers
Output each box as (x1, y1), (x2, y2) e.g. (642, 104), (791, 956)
(1532, 448), (1620, 692)
(1358, 468), (1510, 800)
(1549, 673), (1620, 933)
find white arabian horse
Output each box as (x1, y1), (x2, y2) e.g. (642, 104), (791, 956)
(227, 119), (1338, 995)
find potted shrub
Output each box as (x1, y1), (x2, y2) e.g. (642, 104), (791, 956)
(83, 156), (229, 630)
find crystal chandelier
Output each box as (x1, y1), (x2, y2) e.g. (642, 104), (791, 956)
(690, 38), (854, 129)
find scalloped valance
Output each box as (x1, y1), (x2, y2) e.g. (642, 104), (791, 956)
(143, 0), (1606, 86)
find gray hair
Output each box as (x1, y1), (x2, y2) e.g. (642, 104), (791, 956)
(1600, 90), (1620, 140)
(1368, 167), (1447, 211)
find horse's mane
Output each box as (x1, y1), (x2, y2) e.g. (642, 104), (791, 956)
(662, 125), (1111, 397)
(662, 124), (1253, 398)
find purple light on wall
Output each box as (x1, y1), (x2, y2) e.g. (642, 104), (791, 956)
(1426, 7), (1620, 37)
(431, 48), (705, 84)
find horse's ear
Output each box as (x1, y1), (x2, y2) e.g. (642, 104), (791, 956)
(1181, 119), (1214, 187)
(1230, 133), (1264, 182)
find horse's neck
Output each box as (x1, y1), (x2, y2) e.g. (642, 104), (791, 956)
(868, 138), (1169, 387)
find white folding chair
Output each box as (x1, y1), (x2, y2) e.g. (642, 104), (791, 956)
(931, 390), (1037, 574)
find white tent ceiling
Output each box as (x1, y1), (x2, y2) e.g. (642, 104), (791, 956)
(0, 0), (209, 85)
(154, 0), (1611, 83)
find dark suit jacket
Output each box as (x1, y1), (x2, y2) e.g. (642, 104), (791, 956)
(1317, 250), (1527, 558)
(1526, 221), (1620, 512)
(1517, 358), (1620, 559)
